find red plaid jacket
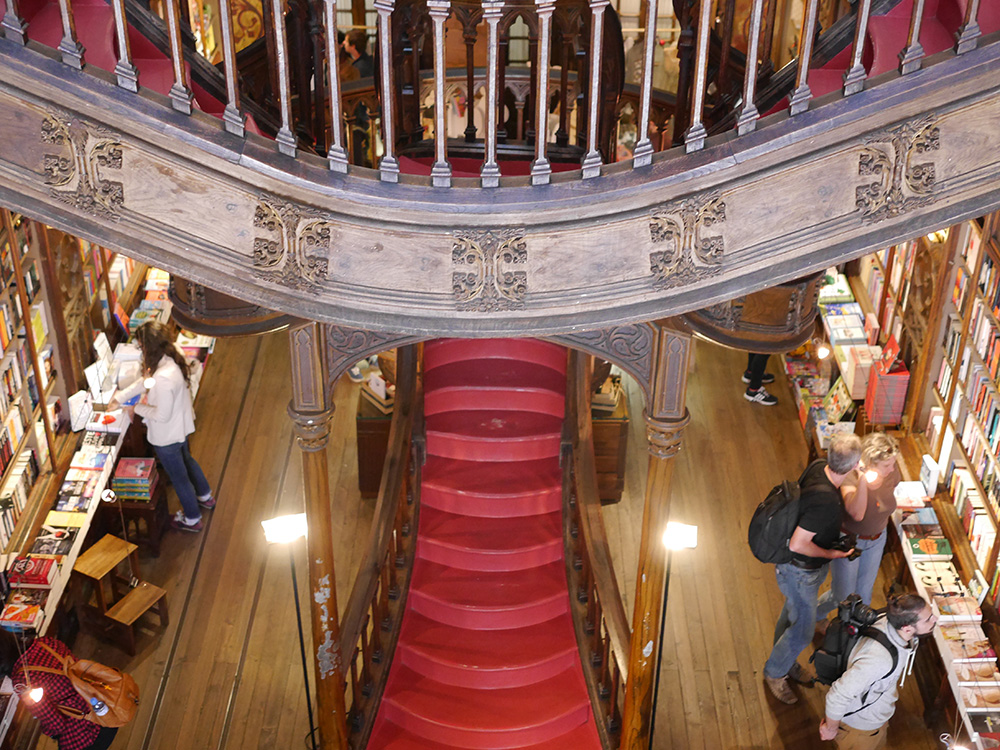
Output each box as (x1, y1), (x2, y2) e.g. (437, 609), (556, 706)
(13, 637), (100, 750)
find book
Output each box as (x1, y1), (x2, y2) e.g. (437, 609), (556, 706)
(957, 661), (1000, 684)
(961, 683), (1000, 709)
(0, 588), (47, 629)
(900, 507), (939, 525)
(894, 481), (930, 509)
(29, 526), (79, 559)
(70, 449), (111, 471)
(968, 710), (1000, 740)
(940, 623), (997, 661)
(907, 536), (953, 560)
(7, 556), (57, 588)
(931, 592), (982, 622)
(913, 560), (964, 594)
(44, 510), (87, 528)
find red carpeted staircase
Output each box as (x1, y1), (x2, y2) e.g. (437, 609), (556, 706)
(367, 338), (602, 750)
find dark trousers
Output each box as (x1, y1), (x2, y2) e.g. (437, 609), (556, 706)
(90, 726), (118, 750)
(746, 353), (771, 390)
(154, 439), (211, 520)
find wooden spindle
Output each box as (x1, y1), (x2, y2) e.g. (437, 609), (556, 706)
(683, 0), (712, 153)
(759, 0), (778, 75)
(497, 34), (509, 144)
(735, 0), (765, 135)
(526, 33), (538, 142)
(788, 0), (820, 115)
(481, 0), (504, 187)
(531, 0), (556, 185)
(843, 0), (873, 95)
(955, 0), (981, 53)
(464, 25), (477, 142)
(375, 0), (400, 181)
(308, 2), (326, 152)
(109, 0), (138, 90)
(556, 36), (570, 146)
(632, 0), (659, 167)
(716, 0), (736, 97)
(1, 0), (27, 45)
(322, 0), (348, 171)
(217, 0), (246, 136)
(165, 0), (193, 112)
(271, 0), (298, 156)
(428, 0), (452, 187)
(56, 0), (85, 69)
(580, 0), (608, 178)
(898, 0), (926, 74)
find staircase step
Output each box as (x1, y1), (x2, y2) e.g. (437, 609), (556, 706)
(417, 508), (562, 571)
(396, 610), (579, 688)
(380, 665), (593, 749)
(368, 717), (603, 750)
(426, 411), (562, 462)
(425, 339), (566, 374)
(421, 457), (562, 517)
(408, 560), (568, 629)
(424, 360), (565, 417)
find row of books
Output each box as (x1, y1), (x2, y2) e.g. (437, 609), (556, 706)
(0, 451), (40, 552)
(951, 469), (999, 571)
(969, 299), (1000, 383)
(0, 349), (23, 417)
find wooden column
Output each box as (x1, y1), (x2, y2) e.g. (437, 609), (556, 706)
(287, 323), (349, 750)
(620, 323), (692, 749)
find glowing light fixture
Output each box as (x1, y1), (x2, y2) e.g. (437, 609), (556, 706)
(662, 521), (698, 551)
(28, 687), (43, 703)
(261, 513), (308, 544)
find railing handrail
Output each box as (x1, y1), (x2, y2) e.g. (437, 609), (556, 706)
(339, 345), (419, 660)
(569, 352), (631, 682)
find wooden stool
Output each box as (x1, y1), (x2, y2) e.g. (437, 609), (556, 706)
(73, 534), (141, 615)
(105, 581), (169, 655)
(101, 482), (170, 557)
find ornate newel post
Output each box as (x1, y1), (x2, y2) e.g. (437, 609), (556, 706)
(287, 322), (349, 750)
(620, 324), (691, 749)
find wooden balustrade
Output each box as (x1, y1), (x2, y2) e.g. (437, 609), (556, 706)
(338, 346), (422, 748)
(563, 351), (630, 749)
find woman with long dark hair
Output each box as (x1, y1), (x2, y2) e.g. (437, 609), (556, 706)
(113, 322), (213, 532)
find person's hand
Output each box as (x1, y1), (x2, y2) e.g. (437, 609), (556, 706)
(107, 398), (120, 411)
(819, 719), (839, 741)
(124, 405), (135, 419)
(833, 548), (855, 560)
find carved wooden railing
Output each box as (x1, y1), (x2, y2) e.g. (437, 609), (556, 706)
(564, 350), (631, 749)
(338, 345), (422, 749)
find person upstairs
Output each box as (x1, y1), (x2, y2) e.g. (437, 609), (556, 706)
(744, 352), (777, 406)
(343, 29), (374, 78)
(821, 593), (937, 749)
(763, 433), (862, 705)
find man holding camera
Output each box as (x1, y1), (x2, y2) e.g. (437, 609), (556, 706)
(820, 593), (937, 748)
(764, 433), (862, 704)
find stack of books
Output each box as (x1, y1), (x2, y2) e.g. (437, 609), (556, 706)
(361, 373), (395, 415)
(0, 588), (47, 630)
(7, 556), (57, 588)
(865, 336), (909, 425)
(592, 376), (622, 414)
(112, 457), (159, 502)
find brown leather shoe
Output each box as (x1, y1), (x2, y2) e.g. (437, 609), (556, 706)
(765, 675), (798, 704)
(788, 662), (816, 686)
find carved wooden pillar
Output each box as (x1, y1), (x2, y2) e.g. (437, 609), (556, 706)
(287, 323), (349, 750)
(620, 324), (692, 750)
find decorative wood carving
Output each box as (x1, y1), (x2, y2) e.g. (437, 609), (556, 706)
(553, 323), (656, 403)
(452, 229), (527, 312)
(323, 324), (425, 387)
(167, 275), (301, 335)
(40, 114), (123, 221)
(252, 196), (332, 291)
(855, 114), (940, 224)
(648, 194), (725, 289)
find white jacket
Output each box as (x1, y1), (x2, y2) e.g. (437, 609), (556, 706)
(825, 618), (916, 731)
(120, 353), (196, 447)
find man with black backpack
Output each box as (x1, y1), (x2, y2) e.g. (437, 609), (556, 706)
(763, 433), (862, 705)
(820, 593), (937, 748)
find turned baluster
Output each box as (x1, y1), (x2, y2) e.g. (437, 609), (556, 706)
(375, 0), (400, 181)
(632, 0), (658, 167)
(218, 0), (246, 136)
(429, 0), (452, 186)
(56, 0), (85, 69)
(581, 0), (609, 178)
(843, 0), (873, 95)
(788, 0), (820, 115)
(481, 0), (505, 187)
(1, 0), (27, 44)
(556, 35), (571, 147)
(531, 0), (556, 185)
(497, 31), (509, 144)
(898, 0), (926, 73)
(526, 30), (539, 142)
(716, 0), (736, 97)
(165, 0), (194, 113)
(109, 0), (138, 91)
(683, 0), (712, 152)
(359, 614), (373, 695)
(270, 0), (298, 154)
(322, 0), (348, 170)
(464, 22), (478, 141)
(735, 0), (765, 135)
(955, 0), (981, 53)
(758, 0), (778, 76)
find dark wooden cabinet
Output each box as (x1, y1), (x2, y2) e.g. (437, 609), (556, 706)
(356, 396), (392, 499)
(592, 396), (629, 504)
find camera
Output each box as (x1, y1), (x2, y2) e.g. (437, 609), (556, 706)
(838, 593), (878, 629)
(829, 533), (861, 560)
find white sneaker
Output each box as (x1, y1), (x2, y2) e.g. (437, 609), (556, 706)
(745, 387), (778, 406)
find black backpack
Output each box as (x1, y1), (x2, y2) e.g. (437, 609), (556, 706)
(812, 612), (898, 698)
(748, 461), (823, 564)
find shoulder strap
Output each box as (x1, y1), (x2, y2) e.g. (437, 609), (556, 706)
(843, 625), (900, 718)
(36, 641), (71, 670)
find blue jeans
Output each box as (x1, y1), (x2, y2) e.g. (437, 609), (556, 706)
(154, 440), (211, 520)
(764, 562), (829, 679)
(816, 528), (888, 619)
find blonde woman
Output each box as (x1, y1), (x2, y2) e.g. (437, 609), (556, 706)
(819, 432), (901, 618)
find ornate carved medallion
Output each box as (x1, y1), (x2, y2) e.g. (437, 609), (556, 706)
(648, 194), (725, 290)
(40, 114), (123, 220)
(856, 115), (940, 224)
(252, 197), (332, 291)
(452, 229), (527, 312)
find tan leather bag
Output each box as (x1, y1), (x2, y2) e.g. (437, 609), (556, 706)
(32, 643), (140, 727)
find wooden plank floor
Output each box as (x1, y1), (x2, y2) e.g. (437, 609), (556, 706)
(41, 333), (947, 750)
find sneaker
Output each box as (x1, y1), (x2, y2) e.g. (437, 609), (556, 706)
(742, 370), (776, 385)
(198, 494), (216, 510)
(764, 675), (798, 704)
(171, 510), (203, 533)
(347, 366), (364, 383)
(787, 662), (816, 687)
(745, 387), (778, 406)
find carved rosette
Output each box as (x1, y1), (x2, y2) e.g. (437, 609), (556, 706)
(648, 194), (725, 290)
(252, 197), (332, 291)
(452, 229), (527, 312)
(856, 115), (940, 224)
(40, 114), (124, 220)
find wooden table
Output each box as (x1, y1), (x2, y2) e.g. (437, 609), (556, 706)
(73, 534), (140, 614)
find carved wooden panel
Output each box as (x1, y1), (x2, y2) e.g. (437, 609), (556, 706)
(0, 41), (998, 336)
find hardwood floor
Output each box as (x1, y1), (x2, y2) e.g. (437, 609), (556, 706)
(41, 334), (946, 750)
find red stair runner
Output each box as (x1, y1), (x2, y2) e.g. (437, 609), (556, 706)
(368, 338), (601, 749)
